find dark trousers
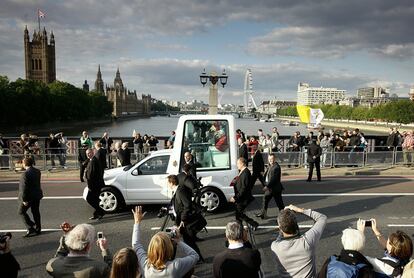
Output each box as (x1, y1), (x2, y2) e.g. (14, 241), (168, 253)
(235, 202), (256, 226)
(79, 162), (86, 181)
(86, 190), (105, 217)
(262, 189), (285, 211)
(181, 226), (203, 260)
(308, 161), (321, 181)
(18, 199), (41, 231)
(251, 173), (265, 188)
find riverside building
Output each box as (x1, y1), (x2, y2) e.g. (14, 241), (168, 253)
(297, 82), (346, 105)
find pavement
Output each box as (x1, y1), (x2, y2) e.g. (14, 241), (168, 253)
(1, 166), (414, 277)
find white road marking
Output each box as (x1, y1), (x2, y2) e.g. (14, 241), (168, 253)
(1, 192), (414, 201)
(0, 176), (413, 185)
(0, 196), (83, 200)
(0, 229), (61, 233)
(0, 181), (80, 184)
(254, 193), (414, 197)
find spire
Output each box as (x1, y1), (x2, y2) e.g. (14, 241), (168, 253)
(50, 30), (55, 45)
(24, 25), (29, 40)
(95, 65), (104, 94)
(114, 67), (124, 91)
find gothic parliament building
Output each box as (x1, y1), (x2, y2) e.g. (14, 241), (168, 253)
(24, 26), (151, 118)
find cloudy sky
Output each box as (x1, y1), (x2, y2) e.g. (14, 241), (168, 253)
(1, 0), (414, 105)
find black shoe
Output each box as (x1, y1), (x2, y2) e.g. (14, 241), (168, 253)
(97, 214), (104, 220)
(255, 212), (267, 219)
(317, 179), (322, 182)
(306, 179), (311, 182)
(35, 228), (41, 235)
(24, 229), (37, 238)
(251, 221), (259, 231)
(80, 178), (85, 182)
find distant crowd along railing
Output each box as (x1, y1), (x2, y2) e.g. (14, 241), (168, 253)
(1, 135), (409, 171)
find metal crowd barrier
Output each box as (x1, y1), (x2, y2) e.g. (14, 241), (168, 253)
(1, 146), (413, 171)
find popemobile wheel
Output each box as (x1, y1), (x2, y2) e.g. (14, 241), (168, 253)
(99, 187), (124, 213)
(198, 187), (225, 213)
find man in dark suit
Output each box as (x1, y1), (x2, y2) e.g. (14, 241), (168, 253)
(99, 132), (113, 168)
(0, 133), (9, 169)
(94, 142), (107, 170)
(183, 151), (197, 178)
(213, 221), (261, 278)
(167, 175), (203, 261)
(230, 158), (259, 230)
(177, 163), (200, 196)
(307, 140), (322, 182)
(78, 143), (89, 182)
(251, 149), (265, 189)
(17, 157), (43, 237)
(256, 153), (285, 219)
(238, 138), (249, 167)
(85, 149), (105, 220)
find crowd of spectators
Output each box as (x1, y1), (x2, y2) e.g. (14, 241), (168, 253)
(3, 203), (414, 277)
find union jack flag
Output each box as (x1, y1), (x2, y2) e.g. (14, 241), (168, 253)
(38, 9), (46, 18)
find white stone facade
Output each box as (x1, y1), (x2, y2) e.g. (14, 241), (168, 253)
(297, 82), (346, 105)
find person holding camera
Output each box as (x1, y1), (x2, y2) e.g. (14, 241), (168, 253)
(361, 219), (413, 277)
(46, 223), (112, 277)
(18, 157), (43, 237)
(132, 206), (199, 277)
(167, 174), (204, 261)
(318, 223), (375, 278)
(0, 232), (20, 278)
(271, 204), (327, 278)
(213, 221), (262, 278)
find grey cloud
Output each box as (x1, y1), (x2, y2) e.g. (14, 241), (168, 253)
(3, 0), (414, 59)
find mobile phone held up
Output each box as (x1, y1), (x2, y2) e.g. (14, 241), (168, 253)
(365, 220), (372, 227)
(97, 232), (103, 239)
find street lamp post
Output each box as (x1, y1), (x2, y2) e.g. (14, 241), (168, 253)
(200, 69), (228, 115)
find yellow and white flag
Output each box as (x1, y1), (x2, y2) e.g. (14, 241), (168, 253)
(296, 105), (324, 125)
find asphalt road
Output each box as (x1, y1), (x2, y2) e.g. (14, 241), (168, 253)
(1, 175), (414, 278)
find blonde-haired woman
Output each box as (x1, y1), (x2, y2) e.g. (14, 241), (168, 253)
(132, 206), (199, 277)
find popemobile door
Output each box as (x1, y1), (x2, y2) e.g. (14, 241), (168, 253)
(126, 155), (172, 203)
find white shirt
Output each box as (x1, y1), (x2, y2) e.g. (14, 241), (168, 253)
(228, 242), (244, 250)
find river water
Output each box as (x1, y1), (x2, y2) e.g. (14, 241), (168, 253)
(3, 116), (388, 137)
(84, 116), (385, 137)
(87, 116), (310, 137)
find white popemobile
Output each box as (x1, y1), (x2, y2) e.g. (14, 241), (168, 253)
(83, 115), (238, 213)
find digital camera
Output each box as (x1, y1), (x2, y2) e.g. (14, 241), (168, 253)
(157, 207), (169, 218)
(165, 228), (177, 239)
(0, 232), (11, 244)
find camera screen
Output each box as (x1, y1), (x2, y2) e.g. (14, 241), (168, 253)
(365, 220), (372, 227)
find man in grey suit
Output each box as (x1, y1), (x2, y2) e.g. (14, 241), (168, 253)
(18, 157), (43, 237)
(256, 153), (285, 219)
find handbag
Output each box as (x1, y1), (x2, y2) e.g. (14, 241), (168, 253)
(186, 212), (207, 234)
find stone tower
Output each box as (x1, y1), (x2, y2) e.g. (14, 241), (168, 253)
(24, 26), (56, 83)
(94, 65), (104, 94)
(114, 67), (124, 91)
